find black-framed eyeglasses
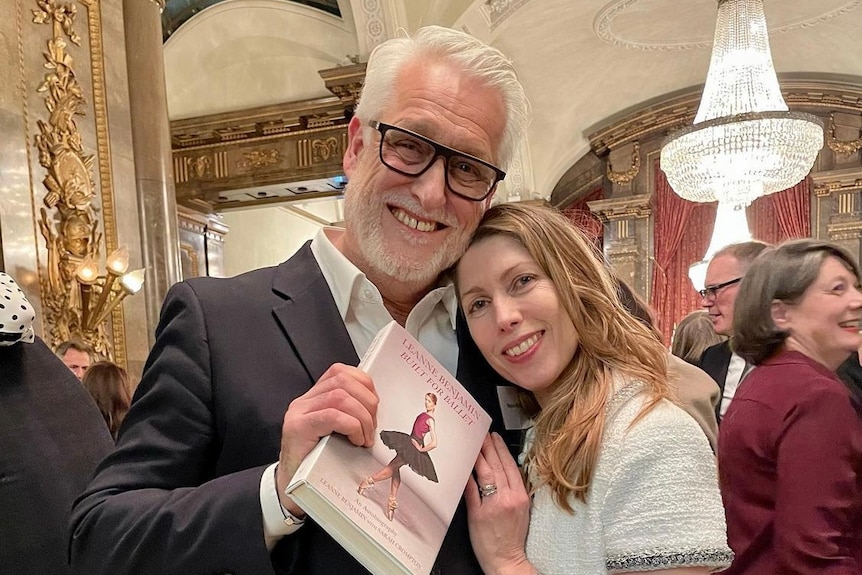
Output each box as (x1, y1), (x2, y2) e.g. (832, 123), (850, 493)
(698, 277), (742, 299)
(370, 121), (506, 202)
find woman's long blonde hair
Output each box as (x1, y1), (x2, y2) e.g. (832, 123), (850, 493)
(456, 203), (670, 511)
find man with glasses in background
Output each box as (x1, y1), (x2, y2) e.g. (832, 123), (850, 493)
(70, 26), (529, 575)
(697, 241), (770, 423)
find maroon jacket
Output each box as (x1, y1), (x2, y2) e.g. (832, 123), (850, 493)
(719, 350), (862, 574)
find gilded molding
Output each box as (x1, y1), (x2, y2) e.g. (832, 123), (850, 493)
(236, 148), (282, 171)
(171, 98), (350, 150)
(549, 163), (603, 209)
(32, 0), (125, 364)
(587, 194), (652, 223)
(607, 142), (641, 185)
(810, 166), (862, 196)
(588, 78), (862, 156)
(318, 63), (365, 103)
(826, 113), (862, 157)
(827, 220), (862, 241)
(179, 243), (199, 276)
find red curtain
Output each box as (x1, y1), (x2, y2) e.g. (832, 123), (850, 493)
(747, 179), (811, 243)
(652, 175), (810, 345)
(561, 185), (604, 250)
(651, 164), (716, 344)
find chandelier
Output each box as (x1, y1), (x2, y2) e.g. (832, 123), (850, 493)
(660, 0), (823, 207)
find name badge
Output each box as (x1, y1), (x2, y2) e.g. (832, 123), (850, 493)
(496, 386), (532, 430)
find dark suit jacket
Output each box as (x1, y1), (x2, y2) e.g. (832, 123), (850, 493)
(0, 336), (114, 574)
(70, 242), (517, 575)
(836, 352), (862, 417)
(697, 340), (733, 422)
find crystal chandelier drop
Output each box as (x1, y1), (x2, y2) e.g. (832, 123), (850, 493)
(688, 203), (753, 290)
(660, 0), (823, 207)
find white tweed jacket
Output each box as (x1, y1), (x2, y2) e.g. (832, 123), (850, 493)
(524, 375), (732, 574)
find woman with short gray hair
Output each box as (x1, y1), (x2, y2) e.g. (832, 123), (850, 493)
(719, 239), (862, 574)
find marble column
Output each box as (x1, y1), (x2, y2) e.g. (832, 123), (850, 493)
(123, 0), (181, 345)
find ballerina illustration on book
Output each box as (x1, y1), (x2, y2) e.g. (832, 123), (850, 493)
(358, 393), (439, 521)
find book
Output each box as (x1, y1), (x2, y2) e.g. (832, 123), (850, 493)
(286, 320), (492, 575)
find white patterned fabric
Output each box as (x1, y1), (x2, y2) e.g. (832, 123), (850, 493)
(525, 375), (732, 574)
(0, 272), (35, 346)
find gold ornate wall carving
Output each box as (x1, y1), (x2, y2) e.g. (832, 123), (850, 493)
(606, 141), (641, 185)
(32, 0), (125, 363)
(827, 113), (862, 157)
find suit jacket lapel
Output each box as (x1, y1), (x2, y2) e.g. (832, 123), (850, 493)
(271, 242), (359, 382)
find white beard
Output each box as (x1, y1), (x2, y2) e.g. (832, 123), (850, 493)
(342, 166), (471, 285)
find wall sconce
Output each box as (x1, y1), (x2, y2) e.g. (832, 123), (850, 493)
(74, 246), (145, 337)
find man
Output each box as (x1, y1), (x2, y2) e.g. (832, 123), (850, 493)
(55, 339), (93, 380)
(697, 241), (769, 422)
(836, 346), (862, 416)
(70, 26), (529, 575)
(0, 273), (113, 575)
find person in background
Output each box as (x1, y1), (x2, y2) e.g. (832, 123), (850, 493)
(82, 361), (133, 440)
(835, 345), (862, 415)
(720, 239), (862, 573)
(55, 339), (94, 380)
(0, 272), (113, 574)
(696, 241), (770, 422)
(70, 25), (529, 575)
(455, 203), (730, 575)
(671, 310), (727, 365)
(617, 281), (720, 451)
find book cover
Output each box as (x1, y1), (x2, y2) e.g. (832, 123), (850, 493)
(286, 320), (492, 575)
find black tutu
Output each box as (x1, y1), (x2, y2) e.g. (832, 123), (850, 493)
(380, 431), (438, 482)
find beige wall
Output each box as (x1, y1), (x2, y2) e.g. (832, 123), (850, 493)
(221, 199), (343, 277)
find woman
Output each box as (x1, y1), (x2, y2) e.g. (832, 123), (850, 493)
(671, 310), (728, 365)
(616, 280), (720, 451)
(454, 203), (730, 575)
(358, 392), (439, 521)
(720, 239), (862, 573)
(81, 361), (132, 440)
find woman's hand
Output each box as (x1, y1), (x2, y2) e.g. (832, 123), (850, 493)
(465, 433), (534, 575)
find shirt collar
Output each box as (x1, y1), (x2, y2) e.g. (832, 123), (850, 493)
(309, 227), (458, 330)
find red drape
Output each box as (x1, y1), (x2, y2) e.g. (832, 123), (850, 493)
(747, 179), (811, 243)
(652, 175), (810, 345)
(651, 164), (716, 344)
(561, 185), (604, 250)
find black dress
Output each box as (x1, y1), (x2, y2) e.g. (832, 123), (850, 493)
(380, 411), (438, 482)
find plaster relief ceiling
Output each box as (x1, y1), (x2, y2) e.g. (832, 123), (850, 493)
(163, 0), (862, 200)
(455, 0), (862, 195)
(594, 0), (860, 50)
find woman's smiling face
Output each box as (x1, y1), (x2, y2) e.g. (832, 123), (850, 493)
(457, 235), (578, 406)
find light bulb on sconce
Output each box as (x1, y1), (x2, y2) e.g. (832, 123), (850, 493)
(73, 246), (145, 335)
(106, 246), (130, 275)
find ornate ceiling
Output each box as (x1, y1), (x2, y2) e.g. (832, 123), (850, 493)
(161, 0), (341, 40)
(162, 0), (862, 199)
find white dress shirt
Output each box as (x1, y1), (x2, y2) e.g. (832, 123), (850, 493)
(719, 352), (752, 418)
(261, 227), (460, 549)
